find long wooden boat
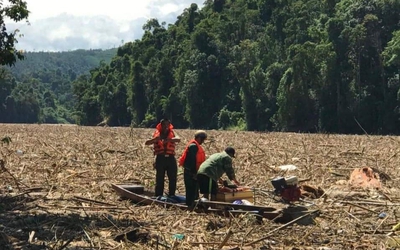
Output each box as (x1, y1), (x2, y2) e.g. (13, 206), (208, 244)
(111, 184), (283, 220)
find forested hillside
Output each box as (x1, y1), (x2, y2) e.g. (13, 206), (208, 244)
(71, 0), (400, 134)
(0, 49), (116, 123)
(1, 0), (400, 135)
(9, 49), (117, 80)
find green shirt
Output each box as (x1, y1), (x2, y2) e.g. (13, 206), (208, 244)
(197, 151), (235, 182)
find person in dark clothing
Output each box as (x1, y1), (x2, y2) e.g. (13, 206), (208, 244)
(178, 130), (207, 208)
(145, 119), (181, 197)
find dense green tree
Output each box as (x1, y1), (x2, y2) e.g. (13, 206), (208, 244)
(0, 68), (16, 121)
(129, 61), (147, 125)
(0, 0), (29, 66)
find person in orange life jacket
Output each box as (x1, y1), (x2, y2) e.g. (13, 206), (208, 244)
(178, 130), (207, 207)
(145, 118), (181, 197)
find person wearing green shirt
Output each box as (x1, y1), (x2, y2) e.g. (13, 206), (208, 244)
(197, 147), (240, 201)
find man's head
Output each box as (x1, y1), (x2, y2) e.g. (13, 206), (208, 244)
(194, 130), (207, 144)
(160, 118), (170, 132)
(224, 147), (235, 158)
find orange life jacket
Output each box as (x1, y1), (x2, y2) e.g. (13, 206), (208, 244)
(153, 123), (176, 155)
(178, 139), (206, 171)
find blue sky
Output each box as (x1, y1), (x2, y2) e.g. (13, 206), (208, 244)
(5, 0), (204, 52)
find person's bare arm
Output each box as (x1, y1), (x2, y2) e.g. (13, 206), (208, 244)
(231, 178), (240, 186)
(145, 136), (160, 145)
(165, 131), (180, 143)
(169, 136), (181, 143)
(169, 130), (181, 143)
(224, 158), (240, 186)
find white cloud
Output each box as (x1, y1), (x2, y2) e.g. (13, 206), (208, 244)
(4, 0), (205, 51)
(26, 0), (153, 21)
(48, 24), (73, 41)
(158, 3), (182, 16)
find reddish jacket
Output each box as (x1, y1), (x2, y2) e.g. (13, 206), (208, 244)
(153, 123), (176, 155)
(179, 139), (206, 171)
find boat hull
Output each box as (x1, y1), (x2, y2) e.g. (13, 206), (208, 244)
(111, 184), (282, 220)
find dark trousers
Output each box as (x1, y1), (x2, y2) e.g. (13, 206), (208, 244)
(155, 155), (177, 196)
(197, 174), (218, 200)
(184, 172), (199, 207)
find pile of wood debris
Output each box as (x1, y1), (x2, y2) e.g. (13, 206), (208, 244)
(1, 124), (399, 249)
